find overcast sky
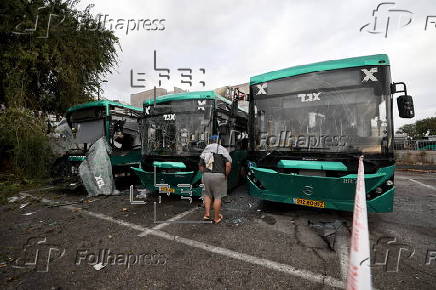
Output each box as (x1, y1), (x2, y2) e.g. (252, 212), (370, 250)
(78, 0), (436, 130)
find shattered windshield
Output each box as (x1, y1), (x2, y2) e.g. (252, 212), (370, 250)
(68, 108), (106, 145)
(142, 99), (214, 155)
(251, 66), (392, 153)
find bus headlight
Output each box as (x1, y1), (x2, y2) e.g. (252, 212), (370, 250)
(386, 180), (394, 186)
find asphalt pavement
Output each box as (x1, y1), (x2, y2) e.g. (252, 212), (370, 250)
(1, 170), (435, 289)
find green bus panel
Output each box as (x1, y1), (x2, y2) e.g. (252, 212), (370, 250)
(132, 150), (247, 197)
(250, 54), (390, 85)
(247, 165), (395, 213)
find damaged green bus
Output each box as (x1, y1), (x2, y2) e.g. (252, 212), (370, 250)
(132, 91), (248, 197)
(65, 100), (143, 177)
(247, 54), (414, 212)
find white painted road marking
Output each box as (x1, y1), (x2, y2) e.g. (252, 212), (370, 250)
(335, 226), (350, 281)
(396, 176), (435, 181)
(140, 206), (203, 237)
(409, 178), (436, 192)
(83, 208), (345, 288)
(22, 193), (345, 289)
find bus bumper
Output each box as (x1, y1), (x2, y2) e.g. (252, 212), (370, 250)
(130, 167), (203, 197)
(247, 165), (396, 213)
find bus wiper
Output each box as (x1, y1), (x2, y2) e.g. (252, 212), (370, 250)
(293, 147), (330, 151)
(258, 149), (282, 163)
(331, 152), (378, 165)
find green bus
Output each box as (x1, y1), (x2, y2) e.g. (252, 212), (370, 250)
(247, 54), (414, 213)
(65, 100), (143, 177)
(131, 90), (249, 197)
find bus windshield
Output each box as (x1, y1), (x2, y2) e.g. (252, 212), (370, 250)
(142, 99), (214, 155)
(251, 66), (393, 153)
(68, 108), (105, 145)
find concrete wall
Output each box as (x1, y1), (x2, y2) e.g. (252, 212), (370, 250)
(395, 150), (436, 165)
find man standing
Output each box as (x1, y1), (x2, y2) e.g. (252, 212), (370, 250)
(199, 135), (232, 224)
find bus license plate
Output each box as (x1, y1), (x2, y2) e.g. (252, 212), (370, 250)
(294, 198), (325, 208)
(160, 186), (175, 193)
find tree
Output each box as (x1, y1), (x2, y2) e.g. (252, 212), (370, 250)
(398, 117), (436, 139)
(397, 123), (417, 138)
(0, 0), (119, 114)
(0, 0), (119, 178)
(415, 117), (436, 137)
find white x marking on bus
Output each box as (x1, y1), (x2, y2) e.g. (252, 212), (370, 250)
(256, 83), (267, 95)
(362, 68), (378, 82)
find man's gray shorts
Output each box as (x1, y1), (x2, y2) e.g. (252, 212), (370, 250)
(202, 172), (227, 200)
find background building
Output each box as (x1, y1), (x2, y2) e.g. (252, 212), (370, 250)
(130, 87), (186, 107)
(215, 82), (249, 111)
(129, 83), (249, 110)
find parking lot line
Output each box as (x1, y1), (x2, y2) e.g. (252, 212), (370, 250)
(409, 178), (436, 192)
(140, 205), (204, 237)
(22, 192), (345, 289)
(335, 226), (350, 281)
(87, 208), (345, 288)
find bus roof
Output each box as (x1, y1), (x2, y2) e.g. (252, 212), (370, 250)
(66, 100), (142, 113)
(143, 90), (232, 106)
(250, 54), (390, 85)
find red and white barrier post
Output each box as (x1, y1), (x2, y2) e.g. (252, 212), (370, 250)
(346, 156), (372, 290)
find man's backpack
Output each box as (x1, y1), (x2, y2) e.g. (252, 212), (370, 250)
(201, 144), (227, 174)
(210, 153), (226, 174)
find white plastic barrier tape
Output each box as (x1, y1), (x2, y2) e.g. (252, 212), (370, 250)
(346, 156), (372, 290)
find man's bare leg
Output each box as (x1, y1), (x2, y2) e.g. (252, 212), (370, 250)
(203, 195), (212, 218)
(213, 198), (222, 222)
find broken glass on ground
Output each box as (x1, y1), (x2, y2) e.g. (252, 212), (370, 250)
(308, 220), (347, 250)
(7, 196), (25, 203)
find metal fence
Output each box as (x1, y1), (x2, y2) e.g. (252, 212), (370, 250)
(394, 140), (436, 151)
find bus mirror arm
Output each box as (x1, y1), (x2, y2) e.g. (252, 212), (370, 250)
(390, 82), (407, 94)
(391, 82), (415, 119)
(231, 98), (238, 118)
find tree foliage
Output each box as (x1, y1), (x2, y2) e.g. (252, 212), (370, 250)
(415, 117), (436, 137)
(0, 108), (53, 177)
(396, 123), (417, 138)
(0, 0), (119, 178)
(0, 0), (119, 114)
(398, 117), (436, 139)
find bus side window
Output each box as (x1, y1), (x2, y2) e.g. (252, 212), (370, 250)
(235, 131), (248, 150)
(111, 116), (140, 151)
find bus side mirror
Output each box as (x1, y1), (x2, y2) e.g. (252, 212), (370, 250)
(392, 82), (415, 119)
(397, 94), (415, 118)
